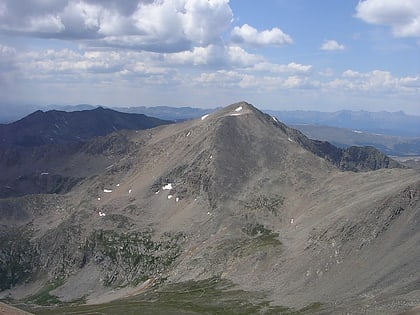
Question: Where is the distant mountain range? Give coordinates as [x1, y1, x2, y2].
[2, 104, 419, 137]
[266, 109, 420, 138]
[292, 124, 420, 157]
[0, 107, 171, 147]
[2, 104, 419, 157]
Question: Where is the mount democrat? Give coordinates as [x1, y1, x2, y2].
[0, 102, 418, 314]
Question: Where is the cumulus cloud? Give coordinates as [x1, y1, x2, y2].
[196, 70, 257, 89]
[355, 0, 420, 37]
[0, 44, 16, 57]
[0, 44, 18, 73]
[282, 76, 316, 89]
[253, 62, 312, 74]
[320, 40, 345, 51]
[231, 24, 293, 47]
[329, 69, 420, 94]
[0, 0, 233, 52]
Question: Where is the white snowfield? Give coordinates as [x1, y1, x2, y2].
[98, 211, 106, 217]
[235, 106, 243, 112]
[103, 189, 112, 193]
[163, 183, 173, 190]
[201, 114, 209, 120]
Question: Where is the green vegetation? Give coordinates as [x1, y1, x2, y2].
[84, 230, 184, 286]
[29, 277, 322, 315]
[24, 280, 63, 306]
[242, 194, 285, 215]
[242, 223, 282, 248]
[0, 229, 38, 290]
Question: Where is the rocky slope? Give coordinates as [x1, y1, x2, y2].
[0, 102, 418, 314]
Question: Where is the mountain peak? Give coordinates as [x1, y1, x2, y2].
[0, 101, 417, 314]
[196, 101, 402, 172]
[197, 102, 270, 126]
[0, 107, 171, 148]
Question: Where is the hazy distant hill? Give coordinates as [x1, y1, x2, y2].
[293, 124, 420, 156]
[266, 109, 420, 138]
[0, 107, 171, 147]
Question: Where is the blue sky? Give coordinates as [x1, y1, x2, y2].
[0, 0, 419, 114]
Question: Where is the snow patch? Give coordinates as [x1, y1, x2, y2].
[235, 106, 243, 112]
[99, 211, 106, 217]
[116, 184, 120, 187]
[176, 197, 179, 202]
[40, 172, 49, 175]
[201, 114, 209, 120]
[272, 116, 279, 123]
[229, 113, 242, 116]
[163, 183, 173, 190]
[168, 195, 173, 200]
[103, 189, 112, 193]
[290, 218, 294, 224]
[128, 189, 132, 194]
[352, 130, 363, 134]
[186, 131, 191, 137]
[288, 137, 294, 142]
[97, 197, 101, 201]
[155, 190, 159, 194]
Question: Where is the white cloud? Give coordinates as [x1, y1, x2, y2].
[253, 62, 312, 74]
[282, 76, 313, 89]
[231, 24, 293, 47]
[328, 69, 420, 94]
[13, 45, 419, 99]
[0, 0, 233, 52]
[0, 44, 16, 57]
[0, 2, 6, 16]
[28, 15, 65, 33]
[355, 0, 420, 37]
[227, 46, 263, 67]
[320, 40, 345, 51]
[0, 44, 17, 73]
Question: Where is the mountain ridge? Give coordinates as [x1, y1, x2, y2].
[0, 102, 418, 314]
[0, 107, 172, 147]
[2, 104, 419, 137]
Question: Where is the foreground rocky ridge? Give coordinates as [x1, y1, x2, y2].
[0, 102, 418, 314]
